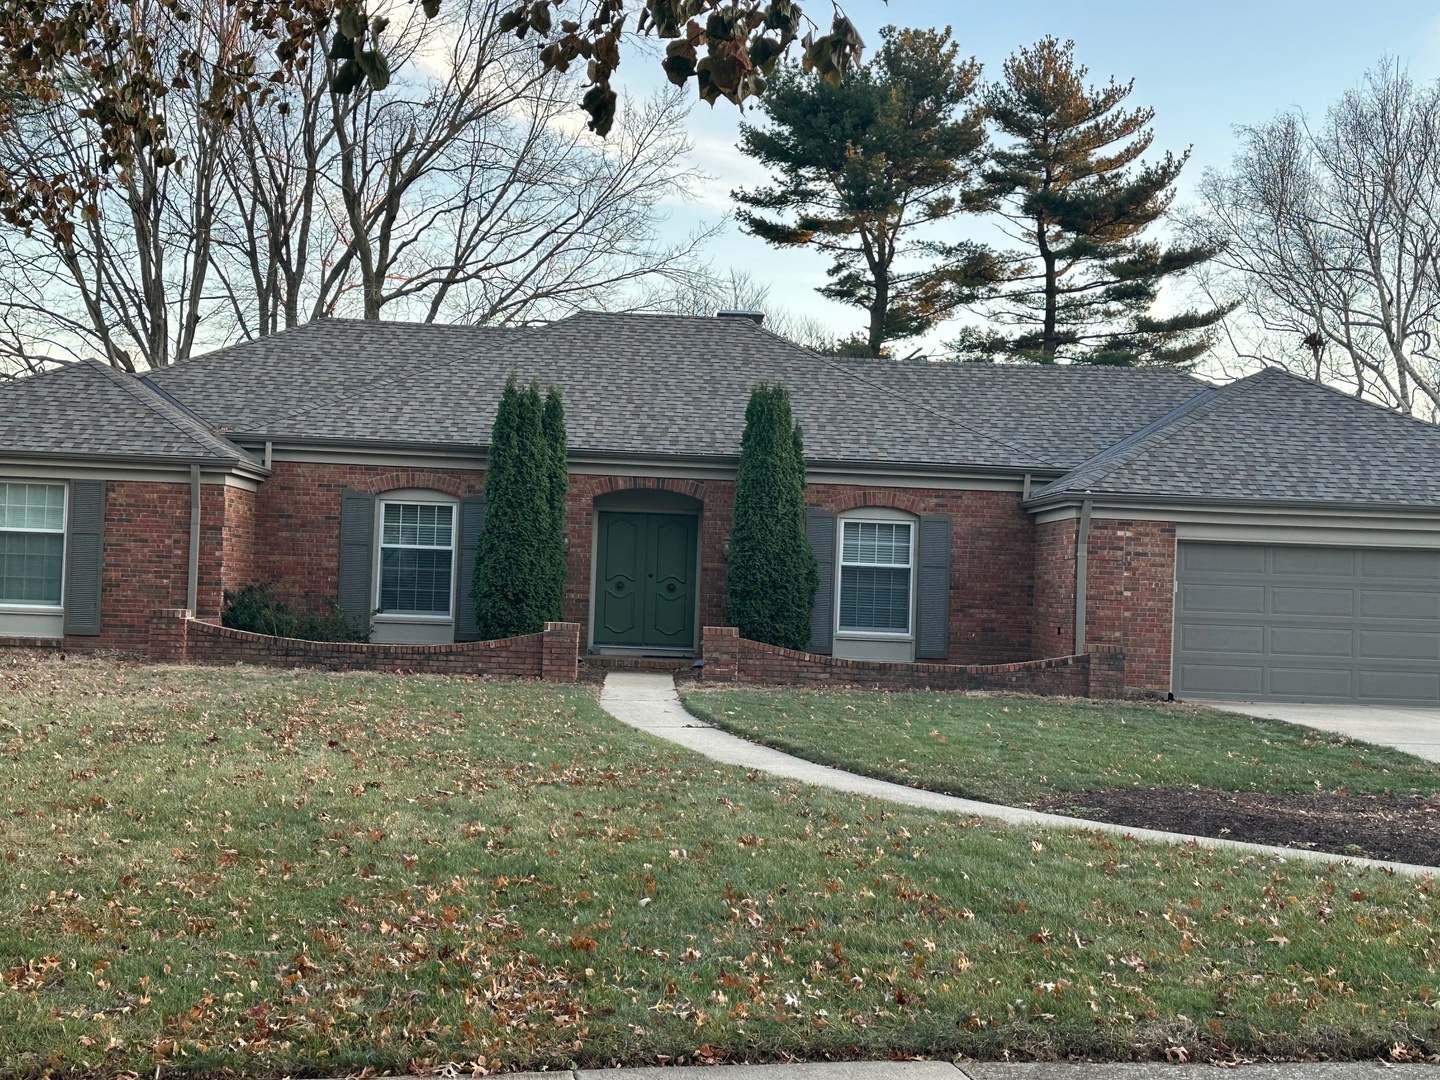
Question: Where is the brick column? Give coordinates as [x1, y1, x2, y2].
[148, 608, 193, 662]
[542, 621, 580, 682]
[1087, 643, 1125, 700]
[701, 626, 739, 682]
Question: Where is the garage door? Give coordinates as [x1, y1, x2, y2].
[1173, 542, 1440, 705]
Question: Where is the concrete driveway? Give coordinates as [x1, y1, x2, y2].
[1197, 699, 1440, 762]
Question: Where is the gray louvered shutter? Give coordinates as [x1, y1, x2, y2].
[805, 508, 836, 654]
[337, 489, 375, 634]
[453, 495, 486, 641]
[915, 514, 952, 660]
[63, 480, 105, 636]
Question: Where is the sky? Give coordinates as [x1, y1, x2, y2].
[611, 0, 1440, 351]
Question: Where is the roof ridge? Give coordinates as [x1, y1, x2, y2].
[84, 360, 250, 462]
[1033, 372, 1262, 498]
[1255, 363, 1440, 432]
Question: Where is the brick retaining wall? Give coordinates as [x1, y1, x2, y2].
[699, 626, 1124, 699]
[147, 609, 578, 680]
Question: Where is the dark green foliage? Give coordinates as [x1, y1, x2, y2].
[951, 37, 1226, 367]
[735, 26, 1001, 357]
[726, 382, 818, 648]
[221, 583, 368, 642]
[472, 376, 566, 640]
[541, 387, 569, 621]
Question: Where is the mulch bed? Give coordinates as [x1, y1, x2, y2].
[1030, 788, 1440, 866]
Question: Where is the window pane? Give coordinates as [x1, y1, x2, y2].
[841, 521, 910, 566]
[0, 483, 64, 531]
[382, 502, 453, 548]
[379, 547, 453, 614]
[0, 532, 63, 604]
[838, 566, 910, 632]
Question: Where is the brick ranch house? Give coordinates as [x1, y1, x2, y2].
[3, 310, 1440, 703]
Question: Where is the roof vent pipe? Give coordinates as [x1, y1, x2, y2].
[717, 309, 764, 326]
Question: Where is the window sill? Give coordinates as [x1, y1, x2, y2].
[0, 604, 63, 614]
[374, 614, 454, 623]
[835, 631, 913, 641]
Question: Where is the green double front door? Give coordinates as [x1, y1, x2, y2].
[594, 512, 698, 650]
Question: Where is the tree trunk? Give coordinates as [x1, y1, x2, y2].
[1038, 218, 1057, 361]
[868, 266, 888, 357]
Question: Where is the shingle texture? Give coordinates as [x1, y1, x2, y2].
[0, 360, 257, 464]
[1031, 367, 1440, 507]
[142, 312, 1208, 470]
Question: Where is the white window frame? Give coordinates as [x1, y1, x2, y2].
[0, 481, 67, 613]
[372, 493, 458, 623]
[834, 513, 916, 640]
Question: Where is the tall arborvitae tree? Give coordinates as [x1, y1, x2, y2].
[951, 37, 1225, 366]
[541, 387, 569, 621]
[473, 377, 554, 639]
[734, 26, 1001, 357]
[726, 383, 818, 649]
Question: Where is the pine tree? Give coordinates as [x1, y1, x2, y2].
[726, 383, 818, 648]
[951, 37, 1225, 366]
[734, 26, 1001, 357]
[473, 377, 552, 639]
[541, 387, 569, 622]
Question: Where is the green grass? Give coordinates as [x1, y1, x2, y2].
[680, 687, 1440, 805]
[3, 656, 1440, 1077]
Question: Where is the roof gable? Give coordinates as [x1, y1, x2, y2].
[1032, 367, 1440, 508]
[0, 360, 255, 465]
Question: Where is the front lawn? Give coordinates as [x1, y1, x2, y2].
[680, 687, 1440, 803]
[4, 655, 1440, 1076]
[680, 687, 1440, 863]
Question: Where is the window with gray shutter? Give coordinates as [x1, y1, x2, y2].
[62, 480, 104, 636]
[805, 508, 836, 654]
[454, 495, 486, 641]
[915, 514, 952, 659]
[337, 489, 375, 634]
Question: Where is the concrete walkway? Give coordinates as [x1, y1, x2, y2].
[599, 672, 1436, 877]
[503, 1061, 1440, 1078]
[1198, 699, 1440, 763]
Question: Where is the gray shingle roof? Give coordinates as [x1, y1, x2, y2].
[20, 316, 1440, 509]
[1030, 367, 1440, 508]
[141, 312, 1211, 472]
[143, 319, 519, 433]
[0, 360, 258, 465]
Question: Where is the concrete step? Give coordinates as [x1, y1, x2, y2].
[584, 654, 696, 674]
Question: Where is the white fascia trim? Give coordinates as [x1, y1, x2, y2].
[1034, 500, 1440, 544]
[0, 461, 258, 489]
[259, 444, 486, 470]
[254, 443, 1044, 491]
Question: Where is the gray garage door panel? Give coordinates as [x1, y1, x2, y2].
[1174, 542, 1440, 705]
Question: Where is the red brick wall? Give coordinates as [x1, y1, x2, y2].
[219, 485, 256, 606]
[157, 465, 1041, 665]
[167, 615, 579, 679]
[1084, 519, 1177, 694]
[804, 486, 1034, 664]
[253, 464, 486, 605]
[1033, 517, 1077, 658]
[82, 481, 193, 650]
[700, 626, 1105, 697]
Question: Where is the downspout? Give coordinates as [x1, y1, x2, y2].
[187, 464, 201, 613]
[1074, 499, 1092, 654]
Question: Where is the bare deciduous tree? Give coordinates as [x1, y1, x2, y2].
[1193, 61, 1440, 418]
[0, 0, 711, 375]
